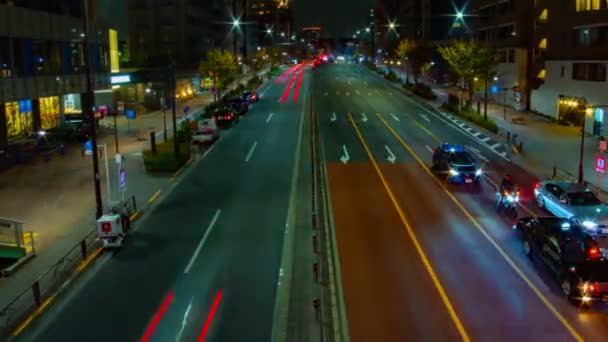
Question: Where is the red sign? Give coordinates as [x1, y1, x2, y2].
[596, 155, 606, 174]
[101, 221, 112, 233]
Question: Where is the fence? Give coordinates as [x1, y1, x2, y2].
[0, 196, 136, 339]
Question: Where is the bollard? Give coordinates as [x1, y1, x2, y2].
[506, 132, 510, 142]
[312, 299, 321, 321]
[44, 152, 51, 162]
[150, 132, 157, 154]
[312, 262, 319, 283]
[80, 240, 87, 260]
[552, 166, 557, 179]
[60, 144, 66, 155]
[519, 141, 523, 153]
[32, 281, 42, 307]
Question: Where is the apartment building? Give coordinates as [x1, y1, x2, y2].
[128, 0, 226, 70]
[531, 0, 608, 135]
[250, 0, 294, 48]
[472, 0, 534, 110]
[0, 2, 112, 168]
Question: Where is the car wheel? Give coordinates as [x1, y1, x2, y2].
[561, 279, 573, 298]
[523, 239, 532, 258]
[536, 195, 545, 209]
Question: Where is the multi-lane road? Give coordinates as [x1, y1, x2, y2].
[315, 63, 608, 341]
[18, 66, 311, 341]
[16, 62, 608, 342]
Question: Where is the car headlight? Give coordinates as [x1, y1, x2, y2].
[507, 195, 516, 202]
[475, 169, 482, 176]
[449, 169, 459, 176]
[582, 221, 597, 229]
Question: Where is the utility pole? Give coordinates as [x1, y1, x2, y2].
[82, 0, 103, 219]
[169, 54, 178, 157]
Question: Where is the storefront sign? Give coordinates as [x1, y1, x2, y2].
[116, 101, 125, 115]
[110, 74, 131, 84]
[596, 155, 606, 174]
[84, 140, 93, 155]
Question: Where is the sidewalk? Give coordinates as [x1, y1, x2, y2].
[0, 72, 260, 309]
[384, 65, 608, 191]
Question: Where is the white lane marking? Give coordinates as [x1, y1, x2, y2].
[364, 81, 368, 86]
[355, 89, 361, 95]
[465, 145, 489, 162]
[340, 145, 350, 164]
[385, 145, 396, 163]
[368, 92, 372, 96]
[266, 112, 274, 123]
[361, 112, 368, 122]
[184, 209, 221, 274]
[245, 141, 258, 162]
[330, 112, 337, 122]
[426, 145, 434, 153]
[324, 92, 328, 96]
[346, 92, 350, 96]
[132, 152, 143, 156]
[491, 143, 502, 149]
[390, 113, 400, 122]
[375, 89, 381, 94]
[420, 114, 431, 122]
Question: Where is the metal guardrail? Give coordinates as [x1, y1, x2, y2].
[0, 196, 137, 339]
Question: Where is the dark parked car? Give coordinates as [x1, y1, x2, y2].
[225, 98, 249, 116]
[242, 91, 259, 103]
[209, 105, 238, 127]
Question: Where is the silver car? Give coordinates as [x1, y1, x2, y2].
[534, 180, 608, 235]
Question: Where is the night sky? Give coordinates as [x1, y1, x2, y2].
[293, 0, 375, 38]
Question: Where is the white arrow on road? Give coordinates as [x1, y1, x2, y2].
[385, 145, 396, 164]
[390, 113, 400, 122]
[355, 90, 361, 95]
[420, 114, 431, 122]
[266, 112, 274, 123]
[330, 112, 337, 122]
[323, 92, 328, 96]
[346, 92, 350, 96]
[361, 113, 368, 122]
[340, 145, 350, 164]
[368, 92, 372, 96]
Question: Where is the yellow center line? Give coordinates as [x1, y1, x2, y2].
[401, 113, 538, 218]
[346, 113, 471, 342]
[377, 113, 584, 342]
[148, 190, 163, 204]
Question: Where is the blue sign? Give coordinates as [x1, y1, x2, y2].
[491, 85, 499, 94]
[125, 109, 136, 120]
[84, 140, 93, 155]
[18, 100, 32, 113]
[119, 168, 126, 191]
[183, 106, 190, 114]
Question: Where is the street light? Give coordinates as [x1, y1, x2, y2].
[456, 11, 464, 20]
[232, 19, 240, 28]
[365, 27, 371, 33]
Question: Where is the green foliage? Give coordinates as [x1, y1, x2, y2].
[440, 103, 498, 133]
[246, 75, 262, 89]
[269, 65, 283, 76]
[176, 120, 193, 142]
[384, 70, 400, 83]
[248, 48, 269, 72]
[143, 139, 191, 172]
[267, 46, 283, 66]
[394, 38, 428, 84]
[199, 49, 238, 96]
[411, 83, 437, 100]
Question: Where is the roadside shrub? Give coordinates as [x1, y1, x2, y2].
[447, 93, 460, 106]
[384, 70, 400, 83]
[143, 139, 191, 172]
[269, 65, 282, 76]
[411, 83, 437, 100]
[247, 75, 262, 89]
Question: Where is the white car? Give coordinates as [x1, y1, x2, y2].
[192, 118, 219, 144]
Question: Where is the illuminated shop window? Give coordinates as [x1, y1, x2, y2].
[40, 96, 60, 130]
[5, 100, 33, 141]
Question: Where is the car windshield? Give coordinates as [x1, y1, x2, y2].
[567, 191, 602, 206]
[448, 151, 473, 165]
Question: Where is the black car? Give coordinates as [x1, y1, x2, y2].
[209, 105, 238, 127]
[242, 91, 259, 103]
[517, 216, 608, 305]
[225, 98, 249, 116]
[431, 143, 482, 184]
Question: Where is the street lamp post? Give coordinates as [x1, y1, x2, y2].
[579, 109, 590, 184]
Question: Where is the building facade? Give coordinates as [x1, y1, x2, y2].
[530, 0, 608, 135]
[128, 0, 226, 70]
[472, 0, 534, 110]
[0, 2, 112, 168]
[249, 0, 293, 49]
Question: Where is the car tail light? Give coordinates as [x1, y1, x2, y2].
[224, 114, 231, 120]
[588, 247, 602, 259]
[534, 182, 540, 189]
[202, 129, 213, 134]
[211, 115, 216, 120]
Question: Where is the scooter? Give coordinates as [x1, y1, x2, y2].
[496, 189, 520, 219]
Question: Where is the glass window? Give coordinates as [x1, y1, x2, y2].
[5, 101, 33, 141]
[448, 151, 474, 165]
[567, 191, 602, 205]
[572, 63, 606, 82]
[40, 96, 60, 130]
[576, 0, 608, 11]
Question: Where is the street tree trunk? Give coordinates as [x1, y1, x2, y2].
[483, 74, 489, 120]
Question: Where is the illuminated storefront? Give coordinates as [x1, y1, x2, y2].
[40, 96, 60, 130]
[4, 100, 33, 141]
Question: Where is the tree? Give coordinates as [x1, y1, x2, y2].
[199, 49, 238, 102]
[248, 48, 268, 73]
[438, 40, 498, 118]
[394, 38, 428, 85]
[267, 46, 283, 67]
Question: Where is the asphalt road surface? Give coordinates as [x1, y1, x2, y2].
[314, 63, 608, 341]
[18, 66, 311, 342]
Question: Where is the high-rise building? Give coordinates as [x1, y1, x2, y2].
[128, 0, 226, 69]
[472, 0, 534, 110]
[249, 0, 293, 48]
[529, 0, 608, 134]
[0, 1, 113, 169]
[398, 0, 470, 42]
